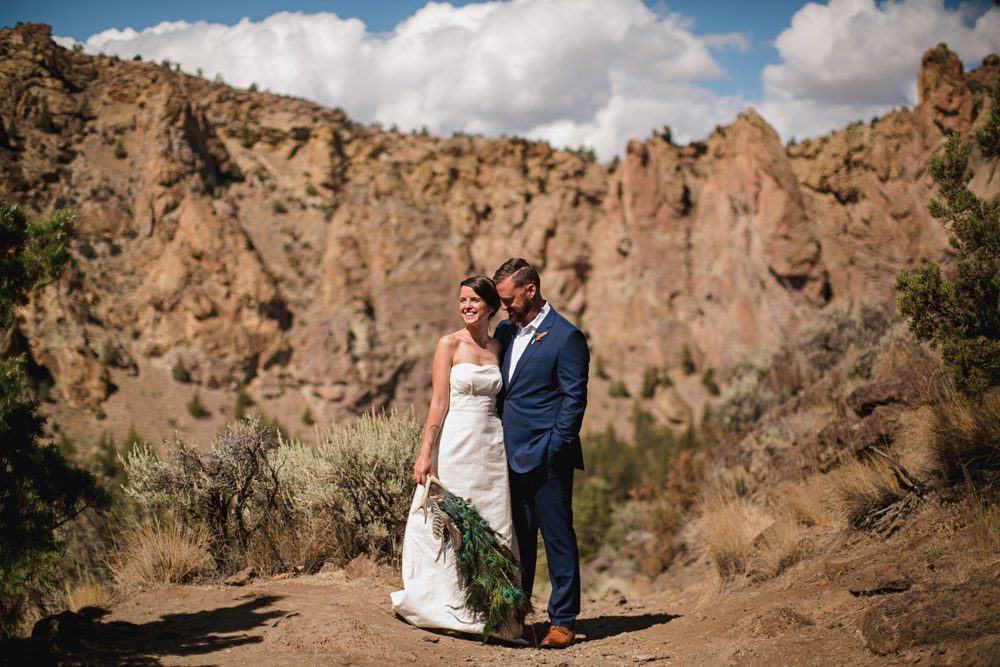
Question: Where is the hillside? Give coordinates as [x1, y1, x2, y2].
[2, 21, 1000, 665]
[1, 23, 997, 451]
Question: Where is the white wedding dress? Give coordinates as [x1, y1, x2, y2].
[391, 363, 522, 640]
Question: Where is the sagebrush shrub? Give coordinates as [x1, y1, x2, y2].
[123, 416, 286, 573]
[122, 410, 421, 575]
[275, 409, 421, 568]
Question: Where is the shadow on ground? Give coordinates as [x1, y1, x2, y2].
[529, 611, 681, 643]
[1, 594, 286, 666]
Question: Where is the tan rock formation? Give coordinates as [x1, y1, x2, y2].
[0, 23, 997, 442]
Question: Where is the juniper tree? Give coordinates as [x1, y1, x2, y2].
[0, 202, 104, 636]
[895, 76, 1000, 395]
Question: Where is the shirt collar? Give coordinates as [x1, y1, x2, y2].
[518, 301, 550, 334]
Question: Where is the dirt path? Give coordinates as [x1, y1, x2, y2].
[11, 502, 999, 666]
[17, 560, 882, 666]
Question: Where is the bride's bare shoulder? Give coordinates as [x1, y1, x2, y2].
[435, 330, 464, 351]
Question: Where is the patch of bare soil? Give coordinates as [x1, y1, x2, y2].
[6, 501, 999, 666]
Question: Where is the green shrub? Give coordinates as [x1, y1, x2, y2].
[34, 98, 55, 133]
[702, 368, 720, 396]
[187, 390, 209, 419]
[0, 202, 104, 637]
[641, 367, 658, 398]
[35, 379, 52, 403]
[275, 410, 422, 569]
[56, 432, 75, 458]
[595, 356, 610, 380]
[640, 366, 673, 398]
[171, 358, 191, 383]
[121, 411, 421, 574]
[632, 403, 676, 482]
[233, 385, 253, 418]
[122, 416, 285, 573]
[681, 344, 697, 375]
[574, 477, 613, 562]
[113, 142, 127, 159]
[896, 75, 1000, 395]
[583, 423, 635, 498]
[583, 405, 676, 499]
[301, 407, 315, 425]
[101, 339, 117, 365]
[240, 117, 257, 148]
[262, 413, 289, 442]
[91, 432, 119, 481]
[609, 379, 629, 398]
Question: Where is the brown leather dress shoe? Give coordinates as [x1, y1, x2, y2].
[539, 625, 575, 649]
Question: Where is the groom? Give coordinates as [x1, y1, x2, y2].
[493, 258, 588, 649]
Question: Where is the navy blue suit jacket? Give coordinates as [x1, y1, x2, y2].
[495, 307, 588, 474]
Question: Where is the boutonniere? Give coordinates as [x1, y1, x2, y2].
[531, 331, 549, 345]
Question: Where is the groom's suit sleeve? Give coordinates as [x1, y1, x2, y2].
[548, 328, 589, 455]
[493, 321, 512, 418]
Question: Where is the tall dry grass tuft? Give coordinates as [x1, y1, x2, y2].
[697, 497, 772, 582]
[108, 515, 215, 589]
[828, 458, 904, 530]
[965, 492, 1000, 567]
[63, 575, 113, 612]
[911, 388, 1000, 485]
[748, 515, 808, 581]
[772, 479, 830, 527]
[695, 469, 771, 582]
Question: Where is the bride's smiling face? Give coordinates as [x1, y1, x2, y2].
[458, 286, 491, 326]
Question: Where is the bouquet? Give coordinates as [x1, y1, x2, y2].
[418, 476, 532, 641]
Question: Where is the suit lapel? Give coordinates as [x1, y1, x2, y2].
[509, 307, 557, 388]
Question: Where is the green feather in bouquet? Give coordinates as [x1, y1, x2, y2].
[418, 476, 532, 641]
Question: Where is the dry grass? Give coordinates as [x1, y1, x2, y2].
[696, 494, 772, 582]
[63, 575, 113, 612]
[108, 515, 215, 589]
[909, 388, 1000, 485]
[748, 515, 809, 581]
[828, 458, 905, 530]
[771, 479, 830, 527]
[966, 492, 1000, 567]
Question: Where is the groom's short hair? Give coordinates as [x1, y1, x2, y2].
[493, 257, 540, 289]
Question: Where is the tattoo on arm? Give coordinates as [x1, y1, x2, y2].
[425, 424, 441, 449]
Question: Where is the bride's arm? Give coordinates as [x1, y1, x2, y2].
[413, 335, 455, 485]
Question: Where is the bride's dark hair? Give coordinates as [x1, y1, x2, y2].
[460, 275, 501, 318]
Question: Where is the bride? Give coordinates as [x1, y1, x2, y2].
[390, 275, 522, 642]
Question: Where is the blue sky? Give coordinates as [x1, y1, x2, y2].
[2, 1, 998, 159]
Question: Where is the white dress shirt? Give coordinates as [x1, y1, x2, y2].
[508, 301, 550, 383]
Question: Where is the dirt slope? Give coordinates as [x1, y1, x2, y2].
[11, 495, 997, 666]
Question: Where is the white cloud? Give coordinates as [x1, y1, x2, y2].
[760, 0, 1000, 140]
[63, 0, 1000, 154]
[64, 0, 746, 160]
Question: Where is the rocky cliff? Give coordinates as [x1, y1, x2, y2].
[1, 24, 996, 446]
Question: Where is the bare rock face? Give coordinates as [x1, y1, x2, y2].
[589, 109, 829, 401]
[918, 43, 976, 135]
[1, 24, 998, 434]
